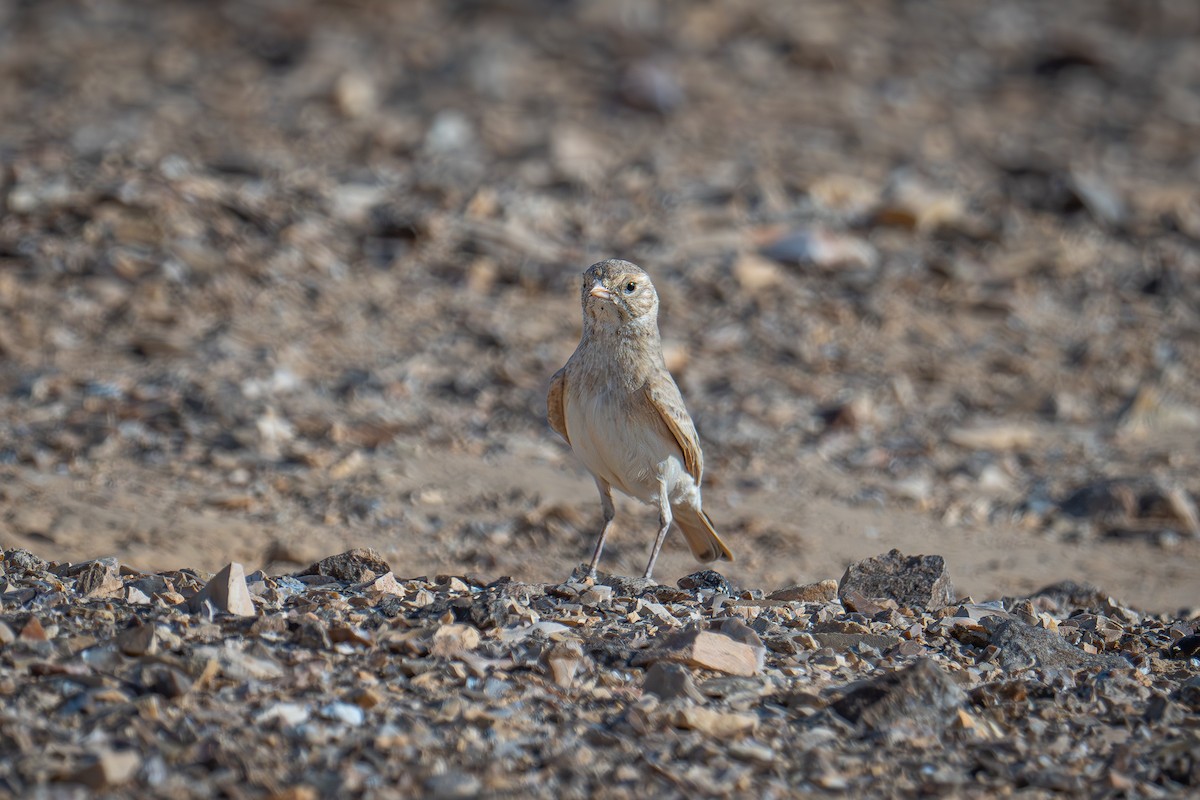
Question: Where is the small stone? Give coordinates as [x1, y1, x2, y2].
[127, 575, 168, 597]
[677, 570, 734, 595]
[349, 687, 384, 710]
[830, 659, 965, 734]
[808, 174, 879, 217]
[300, 548, 392, 583]
[810, 632, 900, 652]
[1168, 635, 1200, 659]
[651, 625, 763, 677]
[257, 702, 310, 728]
[4, 548, 49, 573]
[545, 640, 588, 688]
[1027, 581, 1110, 613]
[189, 563, 256, 617]
[70, 750, 142, 789]
[840, 589, 898, 616]
[759, 227, 878, 271]
[296, 618, 332, 650]
[365, 571, 404, 597]
[430, 624, 481, 658]
[890, 640, 927, 658]
[599, 574, 659, 598]
[334, 71, 378, 119]
[672, 706, 758, 737]
[875, 173, 969, 234]
[319, 701, 365, 726]
[1068, 171, 1127, 227]
[329, 623, 373, 647]
[768, 579, 838, 603]
[116, 623, 157, 657]
[579, 584, 613, 606]
[839, 549, 954, 610]
[643, 661, 703, 703]
[728, 740, 777, 764]
[733, 253, 785, 293]
[19, 616, 48, 641]
[0, 622, 14, 646]
[125, 586, 152, 605]
[424, 110, 475, 155]
[619, 60, 684, 113]
[947, 422, 1039, 452]
[74, 557, 123, 599]
[939, 618, 990, 647]
[424, 772, 481, 800]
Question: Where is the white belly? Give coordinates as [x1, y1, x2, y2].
[565, 388, 698, 508]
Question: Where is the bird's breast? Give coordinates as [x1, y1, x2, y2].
[564, 383, 688, 504]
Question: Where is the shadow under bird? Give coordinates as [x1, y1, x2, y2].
[547, 259, 734, 579]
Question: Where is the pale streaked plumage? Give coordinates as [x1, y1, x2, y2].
[547, 259, 733, 579]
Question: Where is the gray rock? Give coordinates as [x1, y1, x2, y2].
[839, 549, 954, 610]
[74, 557, 123, 599]
[983, 618, 1127, 672]
[830, 659, 965, 735]
[810, 632, 900, 652]
[643, 662, 703, 703]
[677, 570, 734, 595]
[425, 771, 481, 800]
[3, 549, 48, 574]
[299, 548, 391, 583]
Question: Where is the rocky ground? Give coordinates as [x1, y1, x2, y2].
[1, 546, 1198, 798]
[1, 0, 1199, 795]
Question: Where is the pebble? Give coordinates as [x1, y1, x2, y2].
[759, 227, 878, 271]
[643, 661, 704, 703]
[70, 750, 142, 790]
[672, 706, 758, 737]
[189, 562, 257, 617]
[319, 702, 365, 727]
[767, 579, 838, 604]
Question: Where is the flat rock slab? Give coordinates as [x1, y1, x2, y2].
[768, 579, 838, 603]
[810, 632, 901, 652]
[839, 549, 955, 610]
[983, 618, 1128, 673]
[644, 624, 765, 677]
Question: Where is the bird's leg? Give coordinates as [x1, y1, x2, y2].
[586, 478, 616, 578]
[642, 484, 673, 580]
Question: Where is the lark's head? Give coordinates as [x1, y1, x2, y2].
[580, 259, 659, 327]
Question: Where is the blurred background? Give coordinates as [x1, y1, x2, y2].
[0, 0, 1197, 611]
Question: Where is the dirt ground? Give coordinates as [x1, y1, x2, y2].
[1, 0, 1198, 613]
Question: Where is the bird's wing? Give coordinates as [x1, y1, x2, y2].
[547, 367, 570, 444]
[645, 377, 703, 482]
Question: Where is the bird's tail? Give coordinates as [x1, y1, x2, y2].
[673, 506, 734, 564]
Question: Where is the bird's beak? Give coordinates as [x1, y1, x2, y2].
[589, 282, 613, 301]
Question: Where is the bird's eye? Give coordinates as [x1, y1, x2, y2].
[624, 281, 637, 294]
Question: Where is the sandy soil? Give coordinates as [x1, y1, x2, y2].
[1, 0, 1198, 613]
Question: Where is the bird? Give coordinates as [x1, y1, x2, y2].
[546, 258, 733, 580]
